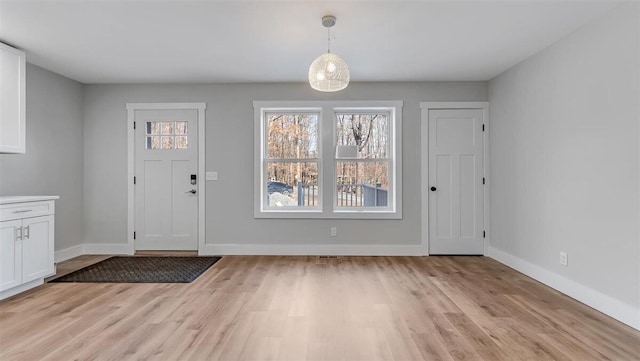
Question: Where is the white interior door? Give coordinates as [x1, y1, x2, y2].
[429, 109, 484, 255]
[134, 109, 198, 250]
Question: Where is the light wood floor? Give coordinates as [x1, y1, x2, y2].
[1, 256, 638, 360]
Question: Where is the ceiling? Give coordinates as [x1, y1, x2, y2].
[0, 1, 621, 84]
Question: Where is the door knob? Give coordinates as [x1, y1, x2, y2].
[430, 187, 437, 191]
[185, 189, 196, 194]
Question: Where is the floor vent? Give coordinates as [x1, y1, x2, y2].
[315, 255, 340, 264]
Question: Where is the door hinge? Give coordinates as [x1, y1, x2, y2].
[134, 231, 136, 240]
[482, 124, 485, 132]
[133, 121, 136, 129]
[133, 176, 136, 185]
[483, 231, 486, 238]
[483, 177, 485, 185]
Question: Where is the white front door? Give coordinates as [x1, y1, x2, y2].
[134, 109, 198, 250]
[429, 109, 484, 255]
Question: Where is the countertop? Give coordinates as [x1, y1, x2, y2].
[0, 196, 60, 205]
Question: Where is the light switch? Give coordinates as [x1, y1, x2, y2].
[206, 171, 218, 181]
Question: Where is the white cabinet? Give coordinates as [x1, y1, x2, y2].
[20, 215, 55, 282]
[0, 42, 26, 154]
[0, 197, 57, 300]
[0, 220, 22, 291]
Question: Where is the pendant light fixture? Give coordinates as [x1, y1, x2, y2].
[308, 15, 350, 92]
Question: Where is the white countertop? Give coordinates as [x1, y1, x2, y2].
[0, 196, 60, 205]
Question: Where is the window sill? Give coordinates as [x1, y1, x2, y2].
[254, 210, 402, 220]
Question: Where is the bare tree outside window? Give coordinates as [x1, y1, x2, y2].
[335, 113, 390, 207]
[265, 113, 319, 207]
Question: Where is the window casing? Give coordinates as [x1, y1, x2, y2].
[254, 101, 402, 219]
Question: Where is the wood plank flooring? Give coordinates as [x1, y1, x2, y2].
[1, 256, 638, 360]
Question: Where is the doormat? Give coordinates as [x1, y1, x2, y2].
[50, 256, 221, 283]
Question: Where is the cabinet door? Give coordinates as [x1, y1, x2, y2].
[0, 43, 26, 154]
[22, 215, 54, 282]
[0, 220, 22, 291]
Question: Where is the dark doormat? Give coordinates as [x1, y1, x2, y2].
[50, 256, 221, 283]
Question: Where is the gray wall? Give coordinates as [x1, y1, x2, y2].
[489, 3, 639, 311]
[0, 63, 85, 251]
[83, 82, 487, 248]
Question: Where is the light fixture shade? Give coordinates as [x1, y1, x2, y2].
[308, 52, 350, 92]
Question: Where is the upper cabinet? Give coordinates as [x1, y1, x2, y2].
[0, 42, 26, 154]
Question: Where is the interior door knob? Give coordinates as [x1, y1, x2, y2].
[185, 189, 196, 194]
[430, 186, 437, 191]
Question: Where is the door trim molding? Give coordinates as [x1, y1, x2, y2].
[419, 102, 489, 256]
[126, 102, 207, 255]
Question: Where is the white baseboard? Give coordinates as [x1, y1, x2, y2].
[488, 246, 640, 331]
[56, 243, 428, 258]
[0, 278, 44, 301]
[83, 243, 133, 255]
[55, 244, 86, 263]
[55, 243, 133, 263]
[199, 243, 427, 256]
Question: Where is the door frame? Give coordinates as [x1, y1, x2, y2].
[126, 102, 206, 255]
[420, 102, 489, 256]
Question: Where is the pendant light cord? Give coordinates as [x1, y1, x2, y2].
[327, 27, 331, 53]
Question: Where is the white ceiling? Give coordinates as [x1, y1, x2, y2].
[0, 1, 621, 84]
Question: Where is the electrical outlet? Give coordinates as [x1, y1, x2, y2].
[560, 252, 568, 267]
[330, 227, 337, 237]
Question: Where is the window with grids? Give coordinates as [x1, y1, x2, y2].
[255, 101, 401, 218]
[263, 112, 320, 209]
[146, 121, 188, 150]
[335, 111, 392, 210]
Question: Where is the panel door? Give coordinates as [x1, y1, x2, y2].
[22, 215, 54, 282]
[134, 109, 198, 250]
[428, 109, 484, 254]
[0, 220, 22, 291]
